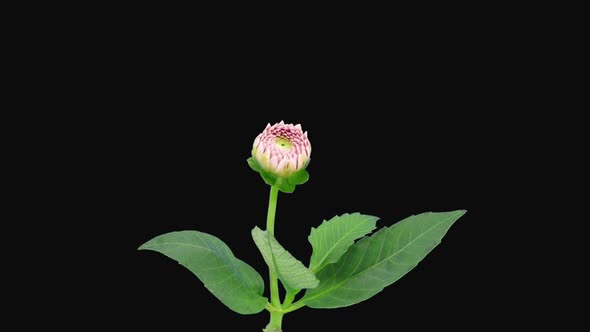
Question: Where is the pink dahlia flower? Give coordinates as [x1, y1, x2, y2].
[252, 121, 311, 177]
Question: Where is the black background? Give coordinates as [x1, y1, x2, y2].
[16, 9, 564, 330]
[84, 29, 521, 330]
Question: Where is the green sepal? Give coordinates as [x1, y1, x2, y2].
[247, 157, 309, 193]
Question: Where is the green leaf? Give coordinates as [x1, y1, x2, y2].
[302, 210, 466, 308]
[252, 227, 319, 290]
[139, 231, 267, 314]
[308, 213, 379, 273]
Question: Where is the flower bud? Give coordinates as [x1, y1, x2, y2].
[248, 121, 311, 193]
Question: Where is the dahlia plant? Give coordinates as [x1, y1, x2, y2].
[139, 121, 465, 331]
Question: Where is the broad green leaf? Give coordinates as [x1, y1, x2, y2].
[302, 210, 466, 308]
[308, 213, 378, 273]
[252, 227, 319, 290]
[139, 231, 267, 314]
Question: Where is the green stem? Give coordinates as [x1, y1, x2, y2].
[266, 186, 279, 236]
[266, 186, 282, 330]
[266, 311, 284, 332]
[282, 290, 299, 307]
[283, 300, 306, 313]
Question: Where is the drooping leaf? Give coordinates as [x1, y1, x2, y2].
[139, 231, 267, 314]
[308, 213, 378, 273]
[252, 227, 319, 291]
[302, 210, 466, 308]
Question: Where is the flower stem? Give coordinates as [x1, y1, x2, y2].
[266, 186, 282, 330]
[266, 186, 279, 236]
[266, 311, 284, 332]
